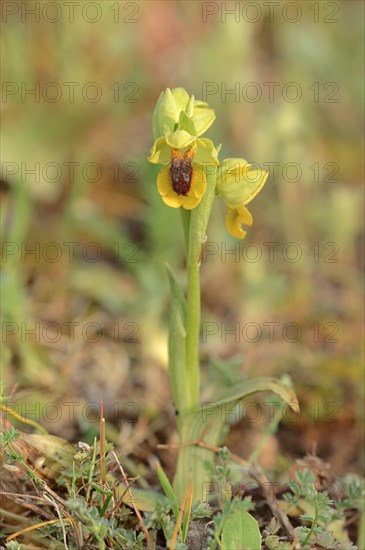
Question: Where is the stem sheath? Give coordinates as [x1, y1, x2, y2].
[184, 169, 217, 410]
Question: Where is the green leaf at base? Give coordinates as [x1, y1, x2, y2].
[221, 506, 262, 550]
[173, 377, 299, 501]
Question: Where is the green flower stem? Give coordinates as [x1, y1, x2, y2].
[188, 168, 217, 267]
[180, 209, 190, 255]
[185, 259, 201, 408]
[185, 167, 217, 411]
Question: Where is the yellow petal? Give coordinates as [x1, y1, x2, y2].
[237, 205, 253, 226]
[225, 206, 253, 239]
[190, 164, 207, 198]
[161, 189, 183, 208]
[148, 137, 171, 164]
[225, 209, 247, 239]
[180, 192, 202, 210]
[157, 166, 172, 197]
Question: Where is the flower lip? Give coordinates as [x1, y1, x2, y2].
[169, 147, 195, 196]
[157, 162, 206, 210]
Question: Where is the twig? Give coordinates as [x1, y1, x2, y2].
[250, 464, 295, 538]
[0, 403, 48, 434]
[6, 518, 73, 543]
[43, 491, 69, 549]
[111, 450, 153, 550]
[38, 478, 89, 527]
[170, 483, 193, 550]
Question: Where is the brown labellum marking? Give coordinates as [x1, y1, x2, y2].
[169, 148, 194, 196]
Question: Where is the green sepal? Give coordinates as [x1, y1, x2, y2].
[171, 87, 190, 112]
[152, 88, 178, 140]
[193, 100, 216, 136]
[186, 94, 195, 118]
[178, 110, 196, 135]
[152, 87, 216, 140]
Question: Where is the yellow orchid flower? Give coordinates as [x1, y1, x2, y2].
[149, 87, 219, 211]
[217, 159, 268, 239]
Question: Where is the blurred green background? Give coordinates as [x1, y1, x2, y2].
[1, 1, 364, 474]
